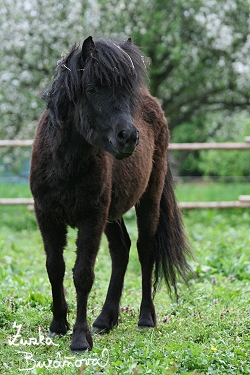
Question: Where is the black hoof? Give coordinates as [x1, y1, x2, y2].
[70, 341, 92, 352]
[92, 309, 118, 334]
[70, 347, 91, 354]
[70, 331, 93, 352]
[138, 315, 156, 328]
[49, 319, 70, 336]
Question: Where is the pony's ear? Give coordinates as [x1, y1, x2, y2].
[82, 36, 95, 61]
[125, 38, 132, 45]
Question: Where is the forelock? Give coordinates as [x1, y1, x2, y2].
[82, 39, 148, 90]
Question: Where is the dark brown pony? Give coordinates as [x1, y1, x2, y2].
[30, 36, 192, 352]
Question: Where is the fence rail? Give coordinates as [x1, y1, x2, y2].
[1, 138, 250, 150]
[0, 140, 33, 147]
[169, 141, 250, 150]
[0, 139, 250, 210]
[1, 197, 250, 210]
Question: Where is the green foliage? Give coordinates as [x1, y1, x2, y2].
[198, 149, 250, 177]
[0, 183, 250, 374]
[198, 115, 250, 176]
[171, 112, 250, 176]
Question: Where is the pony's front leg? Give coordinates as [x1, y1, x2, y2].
[35, 209, 69, 335]
[92, 218, 131, 333]
[70, 215, 106, 352]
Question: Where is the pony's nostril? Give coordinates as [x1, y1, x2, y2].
[117, 127, 139, 147]
[118, 130, 129, 141]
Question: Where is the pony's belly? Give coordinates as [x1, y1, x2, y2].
[108, 191, 141, 221]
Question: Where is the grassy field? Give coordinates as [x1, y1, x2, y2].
[175, 180, 250, 202]
[0, 182, 250, 374]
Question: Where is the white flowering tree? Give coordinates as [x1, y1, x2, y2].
[0, 0, 250, 174]
[0, 0, 88, 140]
[96, 0, 250, 130]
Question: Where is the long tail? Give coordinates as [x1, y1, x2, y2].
[153, 162, 193, 298]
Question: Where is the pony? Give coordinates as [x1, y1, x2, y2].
[30, 36, 192, 352]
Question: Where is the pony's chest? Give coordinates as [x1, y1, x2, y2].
[33, 162, 109, 217]
[108, 151, 153, 220]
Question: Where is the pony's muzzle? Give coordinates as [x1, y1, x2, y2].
[117, 129, 140, 146]
[114, 125, 139, 159]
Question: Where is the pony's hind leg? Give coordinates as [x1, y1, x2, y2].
[35, 210, 69, 335]
[135, 202, 159, 328]
[92, 218, 131, 333]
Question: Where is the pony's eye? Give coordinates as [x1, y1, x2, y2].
[86, 86, 96, 95]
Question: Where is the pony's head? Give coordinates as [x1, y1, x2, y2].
[43, 36, 148, 159]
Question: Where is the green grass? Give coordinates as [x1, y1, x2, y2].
[175, 181, 250, 202]
[0, 180, 249, 201]
[0, 183, 32, 198]
[0, 183, 250, 374]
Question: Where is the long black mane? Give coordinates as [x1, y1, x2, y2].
[42, 38, 148, 128]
